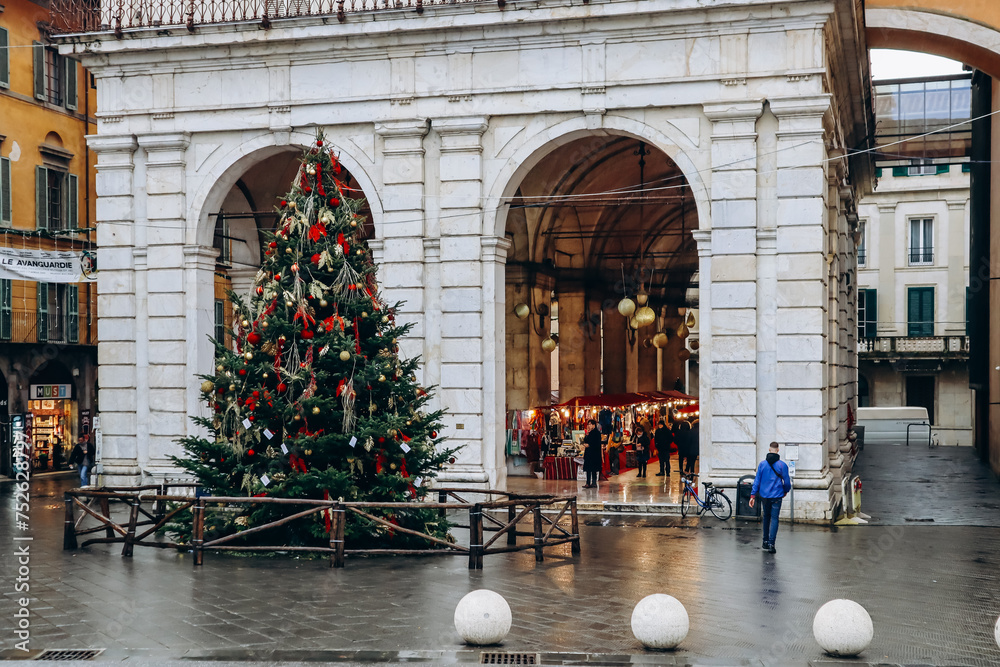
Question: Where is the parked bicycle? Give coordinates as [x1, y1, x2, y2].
[680, 473, 732, 520]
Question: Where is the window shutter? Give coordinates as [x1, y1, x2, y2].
[67, 285, 79, 343]
[214, 299, 225, 344]
[67, 173, 78, 229]
[0, 279, 11, 341]
[866, 290, 878, 339]
[36, 166, 48, 229]
[1, 157, 11, 224]
[936, 164, 950, 175]
[0, 28, 9, 89]
[892, 166, 908, 177]
[37, 283, 48, 342]
[65, 58, 78, 110]
[33, 42, 45, 100]
[921, 288, 934, 336]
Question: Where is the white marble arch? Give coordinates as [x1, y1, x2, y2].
[483, 114, 712, 239]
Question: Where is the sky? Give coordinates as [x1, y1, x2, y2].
[870, 49, 967, 80]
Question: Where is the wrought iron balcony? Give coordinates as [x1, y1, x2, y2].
[857, 335, 969, 358]
[1, 311, 96, 346]
[48, 0, 494, 35]
[908, 248, 934, 264]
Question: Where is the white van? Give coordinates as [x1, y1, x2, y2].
[856, 407, 931, 446]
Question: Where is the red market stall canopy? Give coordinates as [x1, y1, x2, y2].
[548, 390, 696, 409]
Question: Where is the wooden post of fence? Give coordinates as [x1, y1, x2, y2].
[438, 490, 447, 519]
[570, 498, 581, 554]
[533, 503, 544, 562]
[156, 482, 167, 521]
[122, 495, 141, 557]
[99, 496, 114, 539]
[63, 493, 78, 550]
[507, 503, 517, 546]
[469, 503, 482, 570]
[192, 498, 205, 567]
[331, 503, 346, 568]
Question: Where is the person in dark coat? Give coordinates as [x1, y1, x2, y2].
[70, 436, 94, 487]
[654, 419, 673, 477]
[633, 424, 650, 478]
[581, 419, 603, 488]
[686, 419, 700, 474]
[676, 420, 694, 475]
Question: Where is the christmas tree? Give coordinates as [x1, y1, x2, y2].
[173, 134, 457, 549]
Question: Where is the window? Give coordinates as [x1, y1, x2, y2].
[858, 289, 877, 339]
[33, 43, 77, 110]
[0, 279, 11, 341]
[214, 215, 232, 266]
[0, 28, 9, 90]
[909, 218, 933, 264]
[857, 220, 867, 266]
[907, 286, 934, 337]
[37, 283, 78, 343]
[215, 299, 226, 345]
[35, 167, 78, 230]
[908, 160, 937, 176]
[1, 156, 10, 225]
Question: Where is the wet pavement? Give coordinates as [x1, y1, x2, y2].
[3, 447, 1000, 665]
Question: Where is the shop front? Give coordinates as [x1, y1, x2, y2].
[27, 383, 76, 472]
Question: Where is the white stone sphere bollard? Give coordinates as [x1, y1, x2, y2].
[454, 589, 512, 645]
[812, 599, 874, 657]
[630, 594, 689, 649]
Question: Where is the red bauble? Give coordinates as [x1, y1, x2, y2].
[238, 369, 247, 376]
[248, 449, 255, 456]
[247, 332, 262, 346]
[214, 405, 221, 412]
[378, 437, 385, 444]
[301, 329, 314, 340]
[329, 197, 340, 207]
[312, 253, 321, 264]
[236, 398, 244, 406]
[316, 140, 323, 146]
[304, 186, 312, 193]
[280, 200, 287, 207]
[269, 241, 277, 248]
[277, 383, 287, 393]
[431, 431, 438, 438]
[256, 286, 264, 295]
[252, 390, 260, 398]
[217, 387, 225, 395]
[249, 415, 255, 422]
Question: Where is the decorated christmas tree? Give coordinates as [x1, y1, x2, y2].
[173, 134, 457, 548]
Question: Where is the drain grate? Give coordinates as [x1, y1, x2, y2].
[34, 649, 105, 661]
[480, 652, 538, 665]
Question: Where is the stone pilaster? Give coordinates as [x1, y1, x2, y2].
[88, 134, 140, 485]
[702, 101, 763, 481]
[876, 203, 897, 335]
[771, 95, 834, 518]
[692, 229, 713, 479]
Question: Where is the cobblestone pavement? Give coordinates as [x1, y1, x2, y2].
[852, 443, 1000, 526]
[2, 475, 1000, 665]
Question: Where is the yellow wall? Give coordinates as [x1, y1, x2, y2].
[1, 0, 98, 344]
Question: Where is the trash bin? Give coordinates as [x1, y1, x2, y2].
[735, 474, 760, 520]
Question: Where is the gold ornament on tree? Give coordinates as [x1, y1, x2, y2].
[541, 336, 557, 353]
[618, 298, 636, 317]
[514, 303, 530, 319]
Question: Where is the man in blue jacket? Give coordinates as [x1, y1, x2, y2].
[749, 441, 792, 553]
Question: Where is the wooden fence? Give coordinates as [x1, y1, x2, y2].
[63, 486, 580, 569]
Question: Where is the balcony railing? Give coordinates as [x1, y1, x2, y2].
[48, 0, 493, 34]
[908, 248, 934, 264]
[857, 335, 969, 356]
[2, 311, 96, 346]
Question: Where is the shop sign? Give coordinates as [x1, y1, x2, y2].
[0, 247, 97, 283]
[31, 384, 73, 399]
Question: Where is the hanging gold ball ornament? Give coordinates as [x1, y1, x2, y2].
[379, 374, 387, 382]
[285, 247, 292, 254]
[382, 315, 389, 323]
[677, 322, 690, 339]
[201, 380, 215, 393]
[636, 290, 649, 306]
[339, 350, 351, 361]
[636, 306, 656, 328]
[652, 332, 669, 348]
[262, 372, 269, 379]
[319, 299, 328, 307]
[685, 311, 697, 327]
[361, 312, 368, 318]
[241, 319, 249, 327]
[541, 336, 557, 353]
[216, 365, 224, 372]
[618, 298, 637, 318]
[514, 303, 530, 320]
[356, 249, 363, 256]
[678, 348, 691, 361]
[293, 414, 301, 421]
[350, 219, 357, 227]
[229, 384, 236, 391]
[629, 316, 640, 330]
[261, 321, 268, 329]
[312, 406, 321, 415]
[278, 335, 287, 342]
[286, 300, 295, 308]
[244, 351, 253, 361]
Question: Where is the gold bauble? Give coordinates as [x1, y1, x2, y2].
[514, 303, 530, 320]
[262, 372, 269, 379]
[617, 298, 636, 318]
[350, 220, 357, 227]
[356, 249, 363, 256]
[636, 290, 648, 306]
[261, 321, 268, 329]
[629, 316, 639, 330]
[293, 414, 301, 421]
[382, 316, 389, 323]
[319, 300, 328, 307]
[244, 352, 253, 361]
[285, 247, 292, 254]
[201, 380, 215, 393]
[339, 350, 351, 361]
[636, 306, 656, 328]
[541, 337, 557, 353]
[304, 449, 312, 455]
[379, 374, 387, 382]
[685, 312, 696, 327]
[216, 365, 224, 372]
[361, 312, 368, 318]
[241, 319, 249, 327]
[652, 332, 669, 349]
[390, 463, 397, 470]
[678, 348, 691, 361]
[312, 406, 321, 415]
[677, 322, 690, 339]
[278, 335, 287, 342]
[228, 384, 236, 391]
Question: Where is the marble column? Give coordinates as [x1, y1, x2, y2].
[89, 134, 140, 485]
[702, 101, 763, 483]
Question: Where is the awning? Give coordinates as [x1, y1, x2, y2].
[548, 390, 697, 409]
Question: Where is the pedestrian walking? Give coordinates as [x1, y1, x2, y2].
[685, 418, 700, 474]
[607, 428, 623, 475]
[749, 442, 792, 553]
[654, 419, 672, 476]
[581, 419, 603, 488]
[70, 435, 94, 488]
[676, 420, 693, 473]
[633, 424, 650, 478]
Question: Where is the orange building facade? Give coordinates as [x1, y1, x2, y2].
[0, 0, 98, 478]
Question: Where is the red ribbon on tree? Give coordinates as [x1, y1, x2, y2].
[353, 318, 362, 353]
[323, 490, 332, 533]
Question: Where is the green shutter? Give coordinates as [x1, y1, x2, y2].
[0, 279, 11, 341]
[214, 299, 225, 343]
[36, 166, 48, 229]
[1, 157, 11, 225]
[875, 168, 882, 179]
[33, 42, 45, 100]
[907, 287, 934, 337]
[65, 58, 78, 110]
[37, 283, 48, 342]
[892, 166, 908, 177]
[0, 28, 9, 89]
[67, 285, 79, 343]
[936, 164, 950, 174]
[67, 173, 78, 229]
[962, 163, 971, 173]
[865, 289, 878, 339]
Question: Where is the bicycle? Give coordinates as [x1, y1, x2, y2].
[680, 473, 732, 520]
